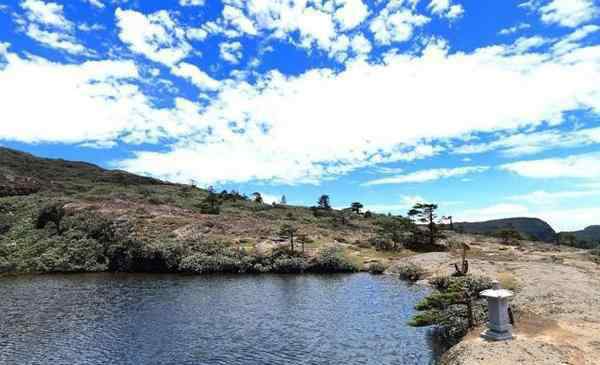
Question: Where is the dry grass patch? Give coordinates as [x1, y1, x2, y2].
[497, 271, 520, 291]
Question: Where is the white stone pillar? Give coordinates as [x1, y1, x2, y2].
[480, 280, 514, 341]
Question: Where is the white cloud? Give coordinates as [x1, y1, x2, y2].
[78, 23, 104, 32]
[21, 0, 71, 29]
[538, 0, 598, 28]
[508, 189, 600, 205]
[365, 195, 427, 214]
[222, 5, 258, 35]
[25, 24, 87, 54]
[446, 4, 464, 19]
[351, 33, 372, 55]
[115, 8, 192, 66]
[552, 24, 600, 54]
[85, 0, 104, 9]
[501, 152, 600, 180]
[428, 0, 464, 20]
[259, 192, 284, 204]
[363, 166, 489, 185]
[499, 23, 531, 35]
[370, 7, 430, 45]
[19, 0, 88, 54]
[455, 126, 600, 157]
[230, 1, 338, 50]
[334, 0, 369, 30]
[170, 62, 221, 91]
[4, 14, 600, 186]
[186, 27, 208, 41]
[219, 41, 243, 63]
[115, 39, 600, 185]
[0, 47, 212, 145]
[179, 0, 205, 6]
[0, 49, 136, 143]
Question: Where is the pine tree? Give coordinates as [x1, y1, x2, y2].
[350, 202, 363, 214]
[408, 203, 439, 246]
[318, 195, 331, 210]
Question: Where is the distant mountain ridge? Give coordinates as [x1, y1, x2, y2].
[561, 226, 600, 245]
[455, 217, 557, 242]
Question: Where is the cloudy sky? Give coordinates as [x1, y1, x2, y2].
[1, 0, 600, 231]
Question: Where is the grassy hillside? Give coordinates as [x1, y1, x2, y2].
[0, 147, 421, 274]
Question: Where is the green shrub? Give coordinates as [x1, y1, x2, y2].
[396, 263, 426, 281]
[0, 223, 10, 235]
[410, 275, 494, 348]
[179, 254, 241, 273]
[198, 204, 221, 215]
[35, 202, 66, 234]
[272, 257, 307, 273]
[309, 245, 359, 273]
[368, 262, 386, 274]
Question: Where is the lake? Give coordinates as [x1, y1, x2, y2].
[0, 273, 439, 364]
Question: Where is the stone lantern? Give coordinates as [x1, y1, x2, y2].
[480, 280, 514, 341]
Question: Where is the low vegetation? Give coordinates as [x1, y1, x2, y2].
[395, 263, 426, 282]
[410, 275, 494, 347]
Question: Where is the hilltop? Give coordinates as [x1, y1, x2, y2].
[455, 217, 557, 242]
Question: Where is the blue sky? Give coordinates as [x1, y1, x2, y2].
[1, 0, 600, 231]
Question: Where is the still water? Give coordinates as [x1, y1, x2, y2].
[0, 273, 439, 365]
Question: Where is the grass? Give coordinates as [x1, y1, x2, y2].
[497, 272, 520, 291]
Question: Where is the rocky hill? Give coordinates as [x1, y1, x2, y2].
[454, 217, 557, 243]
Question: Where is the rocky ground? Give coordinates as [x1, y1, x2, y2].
[389, 233, 600, 365]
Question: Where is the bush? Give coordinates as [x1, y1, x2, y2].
[179, 254, 241, 274]
[410, 275, 494, 348]
[310, 245, 359, 273]
[272, 257, 307, 273]
[198, 204, 221, 215]
[396, 263, 426, 281]
[0, 223, 10, 235]
[35, 202, 66, 233]
[368, 262, 386, 274]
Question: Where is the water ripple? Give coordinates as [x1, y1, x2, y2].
[0, 273, 438, 365]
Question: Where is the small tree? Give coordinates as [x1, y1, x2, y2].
[364, 210, 373, 218]
[498, 229, 522, 245]
[252, 192, 264, 204]
[408, 203, 439, 246]
[200, 189, 221, 214]
[318, 195, 331, 210]
[297, 233, 308, 254]
[279, 224, 298, 251]
[280, 195, 287, 205]
[375, 216, 414, 250]
[35, 203, 66, 234]
[442, 216, 454, 230]
[350, 202, 363, 214]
